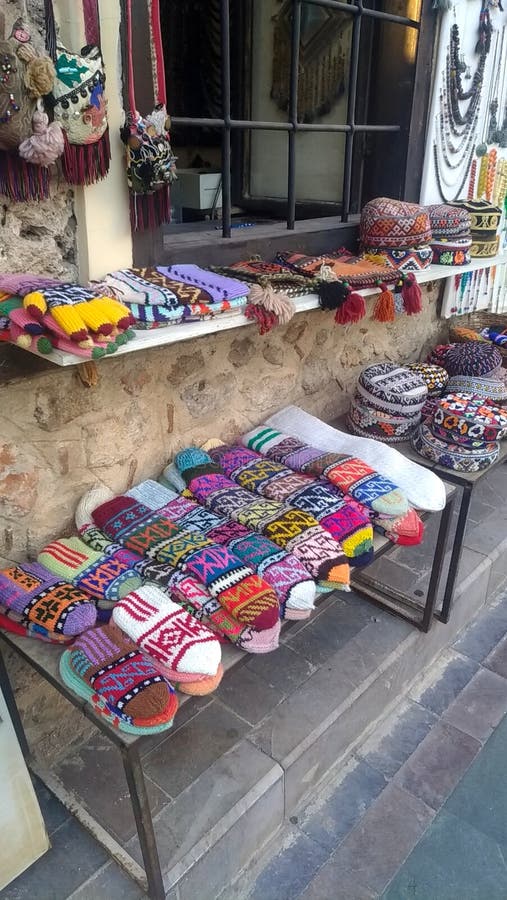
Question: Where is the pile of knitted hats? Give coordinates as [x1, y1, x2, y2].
[428, 341, 507, 402]
[426, 204, 472, 267]
[451, 200, 502, 259]
[360, 197, 433, 271]
[347, 363, 428, 443]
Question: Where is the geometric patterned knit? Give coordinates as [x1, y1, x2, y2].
[112, 585, 221, 680]
[174, 449, 351, 591]
[38, 536, 142, 613]
[60, 624, 178, 731]
[356, 364, 428, 415]
[78, 522, 280, 653]
[446, 374, 507, 402]
[92, 495, 280, 631]
[244, 427, 409, 518]
[431, 393, 507, 447]
[159, 265, 250, 302]
[411, 423, 499, 472]
[205, 444, 374, 567]
[127, 480, 316, 617]
[0, 561, 97, 639]
[440, 342, 503, 378]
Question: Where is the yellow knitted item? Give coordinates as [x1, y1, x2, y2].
[49, 303, 91, 338]
[23, 291, 47, 316]
[89, 296, 132, 327]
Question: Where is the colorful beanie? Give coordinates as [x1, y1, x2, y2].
[426, 203, 471, 240]
[442, 342, 503, 378]
[446, 374, 507, 402]
[431, 393, 507, 448]
[406, 363, 449, 397]
[355, 363, 428, 415]
[347, 395, 420, 443]
[411, 423, 499, 472]
[360, 198, 432, 250]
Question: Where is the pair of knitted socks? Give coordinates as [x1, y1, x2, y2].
[128, 479, 316, 619]
[173, 449, 351, 591]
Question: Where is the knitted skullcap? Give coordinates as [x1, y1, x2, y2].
[432, 393, 507, 445]
[446, 374, 507, 401]
[76, 485, 115, 531]
[360, 198, 432, 250]
[426, 204, 471, 240]
[406, 363, 449, 397]
[174, 447, 212, 473]
[442, 342, 503, 377]
[356, 363, 428, 414]
[411, 423, 499, 472]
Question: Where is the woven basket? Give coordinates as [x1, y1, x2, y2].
[450, 312, 507, 363]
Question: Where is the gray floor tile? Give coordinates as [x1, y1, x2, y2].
[314, 783, 434, 895]
[299, 866, 377, 900]
[453, 598, 507, 662]
[0, 817, 109, 900]
[32, 776, 70, 836]
[139, 695, 213, 758]
[359, 700, 438, 779]
[445, 713, 507, 853]
[67, 862, 144, 900]
[394, 721, 481, 811]
[382, 810, 507, 900]
[464, 508, 507, 557]
[245, 643, 316, 694]
[484, 632, 507, 679]
[247, 830, 329, 900]
[443, 668, 507, 743]
[215, 663, 285, 725]
[301, 759, 387, 851]
[416, 653, 479, 716]
[54, 733, 169, 844]
[285, 599, 371, 667]
[143, 701, 249, 797]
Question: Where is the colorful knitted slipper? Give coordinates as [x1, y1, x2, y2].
[112, 585, 222, 681]
[0, 608, 73, 643]
[88, 492, 281, 631]
[174, 448, 351, 592]
[77, 517, 281, 654]
[59, 625, 178, 734]
[38, 537, 142, 615]
[265, 406, 447, 513]
[244, 427, 408, 518]
[127, 479, 316, 618]
[0, 562, 97, 638]
[206, 442, 374, 567]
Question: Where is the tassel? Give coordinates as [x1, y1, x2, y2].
[318, 279, 350, 310]
[334, 290, 366, 325]
[61, 129, 111, 186]
[247, 283, 295, 325]
[401, 274, 423, 315]
[373, 283, 396, 322]
[244, 303, 278, 335]
[130, 187, 171, 231]
[0, 151, 51, 201]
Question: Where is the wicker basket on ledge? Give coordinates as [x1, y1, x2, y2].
[450, 312, 507, 364]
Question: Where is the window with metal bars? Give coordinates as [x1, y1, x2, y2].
[157, 0, 429, 239]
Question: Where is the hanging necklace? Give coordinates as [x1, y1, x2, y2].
[487, 28, 503, 142]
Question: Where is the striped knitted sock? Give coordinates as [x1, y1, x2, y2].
[244, 427, 408, 517]
[174, 449, 351, 592]
[77, 520, 281, 653]
[38, 537, 142, 613]
[60, 624, 178, 733]
[91, 494, 280, 631]
[128, 480, 316, 618]
[0, 562, 97, 638]
[207, 444, 374, 567]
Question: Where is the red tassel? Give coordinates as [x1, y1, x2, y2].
[129, 187, 171, 232]
[244, 303, 278, 334]
[401, 274, 423, 315]
[334, 290, 366, 325]
[373, 284, 396, 322]
[61, 129, 111, 186]
[0, 150, 51, 201]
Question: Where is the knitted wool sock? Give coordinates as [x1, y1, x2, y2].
[0, 562, 97, 638]
[174, 449, 351, 591]
[244, 427, 408, 518]
[60, 624, 178, 733]
[207, 443, 374, 567]
[38, 537, 142, 612]
[0, 607, 76, 644]
[77, 518, 280, 653]
[89, 494, 280, 631]
[23, 284, 134, 343]
[265, 405, 447, 512]
[128, 480, 316, 617]
[112, 584, 221, 681]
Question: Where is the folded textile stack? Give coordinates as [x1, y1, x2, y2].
[451, 200, 502, 259]
[426, 203, 472, 266]
[347, 363, 428, 443]
[359, 197, 433, 271]
[59, 624, 179, 733]
[0, 562, 97, 642]
[411, 393, 507, 472]
[96, 266, 249, 329]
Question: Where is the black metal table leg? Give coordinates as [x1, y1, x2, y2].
[0, 642, 30, 759]
[438, 483, 473, 625]
[420, 490, 456, 633]
[122, 744, 165, 900]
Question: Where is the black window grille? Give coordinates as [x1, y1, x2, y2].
[169, 0, 422, 238]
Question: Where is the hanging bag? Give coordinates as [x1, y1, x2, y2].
[44, 0, 110, 185]
[120, 0, 177, 231]
[0, 10, 59, 200]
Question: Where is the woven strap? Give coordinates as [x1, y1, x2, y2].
[44, 0, 101, 61]
[125, 0, 166, 113]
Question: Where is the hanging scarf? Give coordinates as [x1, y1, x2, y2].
[44, 0, 110, 185]
[120, 0, 177, 231]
